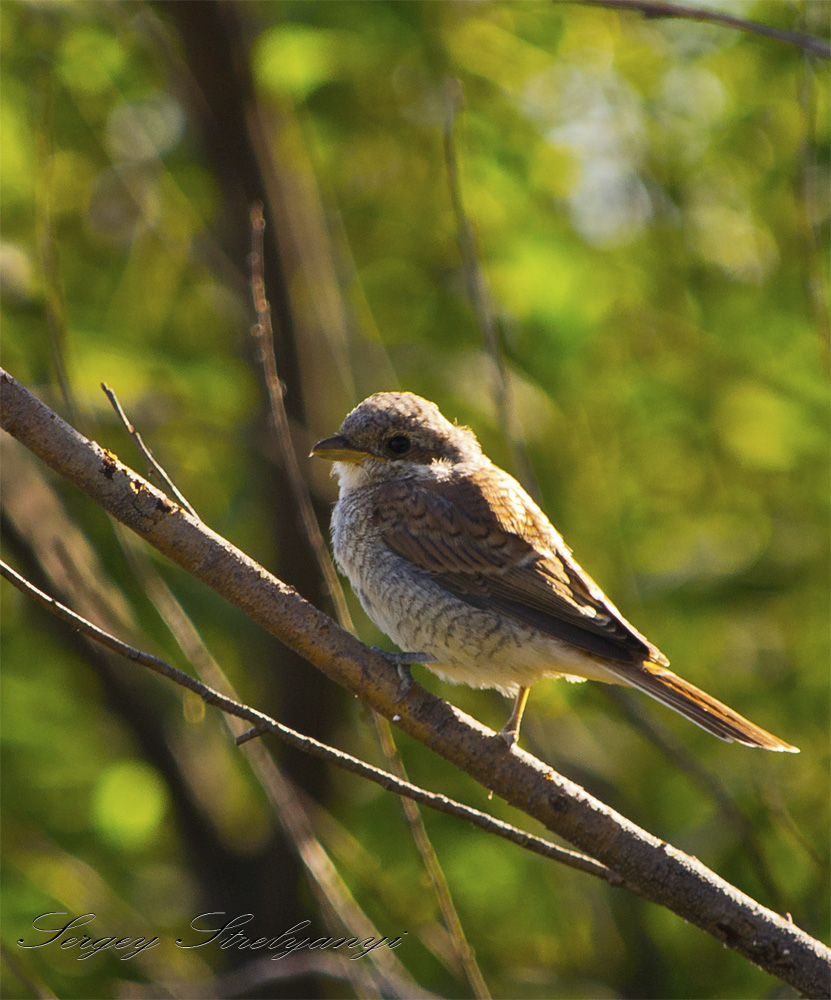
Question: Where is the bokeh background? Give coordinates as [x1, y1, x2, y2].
[1, 1, 828, 997]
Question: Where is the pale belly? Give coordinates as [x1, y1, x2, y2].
[334, 512, 611, 697]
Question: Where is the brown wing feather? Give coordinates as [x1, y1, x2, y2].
[371, 466, 666, 666]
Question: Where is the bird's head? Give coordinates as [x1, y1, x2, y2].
[311, 392, 482, 485]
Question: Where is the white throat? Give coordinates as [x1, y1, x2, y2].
[332, 460, 377, 492]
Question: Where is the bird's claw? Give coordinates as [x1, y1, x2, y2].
[394, 664, 413, 703]
[496, 725, 519, 749]
[377, 650, 437, 666]
[371, 648, 435, 703]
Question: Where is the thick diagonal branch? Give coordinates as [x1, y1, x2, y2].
[1, 368, 828, 998]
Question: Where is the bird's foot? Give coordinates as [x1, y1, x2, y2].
[496, 686, 530, 750]
[496, 724, 519, 749]
[371, 648, 436, 703]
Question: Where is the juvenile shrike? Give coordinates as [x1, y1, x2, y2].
[312, 392, 798, 752]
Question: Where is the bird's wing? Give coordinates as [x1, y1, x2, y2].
[371, 466, 667, 666]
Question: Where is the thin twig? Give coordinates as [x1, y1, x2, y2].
[376, 712, 491, 997]
[577, 0, 831, 59]
[136, 576, 401, 994]
[249, 204, 491, 996]
[4, 370, 827, 997]
[113, 528, 427, 994]
[0, 558, 618, 886]
[248, 203, 354, 629]
[101, 383, 199, 519]
[370, 712, 493, 999]
[101, 377, 393, 983]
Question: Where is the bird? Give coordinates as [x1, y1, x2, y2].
[311, 391, 798, 753]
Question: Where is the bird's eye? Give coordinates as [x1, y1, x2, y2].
[386, 434, 411, 455]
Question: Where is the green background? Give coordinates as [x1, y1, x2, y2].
[1, 2, 828, 997]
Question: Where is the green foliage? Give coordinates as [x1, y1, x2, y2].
[2, 1, 828, 997]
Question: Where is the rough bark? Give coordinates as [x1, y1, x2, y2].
[2, 368, 829, 999]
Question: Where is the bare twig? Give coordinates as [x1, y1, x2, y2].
[116, 528, 504, 986]
[101, 382, 199, 519]
[0, 558, 616, 886]
[370, 712, 493, 999]
[576, 0, 831, 59]
[248, 203, 354, 629]
[96, 332, 396, 987]
[249, 205, 490, 996]
[3, 368, 828, 997]
[112, 532, 413, 997]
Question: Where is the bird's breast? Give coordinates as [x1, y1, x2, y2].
[329, 485, 606, 695]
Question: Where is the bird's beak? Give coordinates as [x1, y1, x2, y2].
[310, 434, 370, 464]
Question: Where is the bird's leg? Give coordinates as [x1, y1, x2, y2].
[371, 648, 436, 702]
[498, 686, 531, 747]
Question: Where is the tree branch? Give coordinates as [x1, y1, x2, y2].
[249, 201, 490, 996]
[577, 0, 831, 60]
[2, 368, 829, 998]
[248, 202, 354, 631]
[0, 558, 612, 885]
[101, 382, 199, 519]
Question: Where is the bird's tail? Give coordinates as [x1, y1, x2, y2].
[607, 661, 799, 752]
